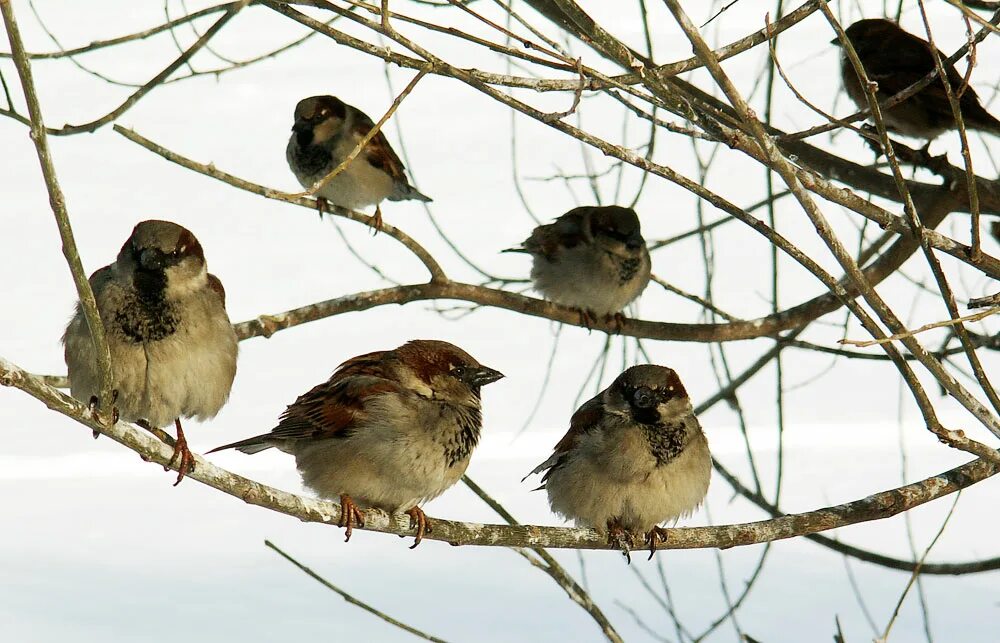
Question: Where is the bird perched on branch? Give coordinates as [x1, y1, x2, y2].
[834, 18, 1000, 140]
[505, 205, 651, 330]
[63, 220, 238, 484]
[527, 365, 710, 562]
[286, 95, 431, 230]
[209, 340, 503, 547]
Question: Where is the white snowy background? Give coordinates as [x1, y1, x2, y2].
[2, 1, 999, 641]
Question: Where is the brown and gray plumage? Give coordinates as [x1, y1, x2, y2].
[506, 206, 651, 327]
[528, 365, 711, 561]
[63, 220, 238, 484]
[285, 95, 430, 227]
[835, 18, 1000, 140]
[209, 340, 504, 547]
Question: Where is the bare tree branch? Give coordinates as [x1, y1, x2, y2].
[2, 355, 997, 554]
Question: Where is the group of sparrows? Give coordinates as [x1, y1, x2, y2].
[60, 17, 998, 559]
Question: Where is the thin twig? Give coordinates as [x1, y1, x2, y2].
[265, 540, 450, 643]
[461, 476, 623, 643]
[4, 0, 250, 135]
[112, 125, 447, 283]
[294, 67, 430, 198]
[881, 494, 962, 641]
[0, 2, 234, 59]
[839, 308, 1000, 348]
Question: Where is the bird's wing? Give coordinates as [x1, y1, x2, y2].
[349, 110, 409, 185]
[527, 393, 605, 481]
[266, 350, 406, 442]
[520, 208, 591, 258]
[207, 273, 227, 308]
[861, 31, 968, 105]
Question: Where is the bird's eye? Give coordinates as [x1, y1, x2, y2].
[633, 386, 656, 409]
[452, 365, 467, 378]
[600, 227, 631, 242]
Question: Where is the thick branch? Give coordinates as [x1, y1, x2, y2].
[2, 356, 997, 553]
[1, 0, 114, 414]
[113, 85, 993, 346]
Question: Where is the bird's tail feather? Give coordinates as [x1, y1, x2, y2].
[390, 184, 432, 203]
[521, 455, 558, 485]
[207, 435, 274, 455]
[966, 103, 1000, 137]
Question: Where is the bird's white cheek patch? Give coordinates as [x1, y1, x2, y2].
[165, 265, 208, 299]
[312, 118, 341, 144]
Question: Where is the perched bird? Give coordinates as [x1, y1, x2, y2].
[834, 18, 1000, 140]
[505, 205, 651, 329]
[285, 95, 431, 230]
[209, 340, 504, 547]
[63, 220, 239, 484]
[527, 365, 710, 561]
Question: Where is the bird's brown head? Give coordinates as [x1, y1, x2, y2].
[119, 220, 208, 295]
[291, 95, 348, 147]
[605, 364, 690, 426]
[835, 18, 904, 53]
[394, 340, 504, 408]
[588, 205, 646, 253]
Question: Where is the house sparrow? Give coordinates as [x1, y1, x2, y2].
[209, 340, 503, 547]
[63, 220, 238, 484]
[527, 365, 710, 561]
[834, 18, 1000, 140]
[285, 95, 431, 230]
[505, 206, 651, 329]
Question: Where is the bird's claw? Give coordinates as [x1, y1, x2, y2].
[575, 308, 598, 332]
[339, 494, 366, 542]
[606, 312, 628, 334]
[859, 123, 883, 157]
[405, 506, 432, 549]
[644, 526, 669, 560]
[316, 197, 329, 220]
[607, 519, 634, 564]
[370, 206, 384, 235]
[167, 418, 195, 486]
[87, 391, 120, 438]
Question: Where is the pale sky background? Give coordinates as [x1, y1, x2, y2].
[2, 1, 1000, 642]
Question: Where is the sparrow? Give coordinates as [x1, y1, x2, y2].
[505, 205, 651, 330]
[285, 95, 431, 230]
[209, 340, 504, 547]
[834, 18, 1000, 140]
[63, 220, 239, 484]
[527, 364, 711, 561]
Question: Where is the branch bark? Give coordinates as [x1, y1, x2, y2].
[1, 0, 114, 416]
[2, 355, 997, 554]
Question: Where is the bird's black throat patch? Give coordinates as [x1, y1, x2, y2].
[642, 421, 687, 467]
[617, 256, 642, 284]
[441, 406, 482, 467]
[115, 269, 178, 343]
[293, 139, 332, 178]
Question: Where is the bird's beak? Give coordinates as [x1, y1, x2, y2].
[626, 233, 644, 250]
[466, 366, 505, 388]
[139, 248, 167, 270]
[829, 36, 841, 46]
[291, 119, 309, 133]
